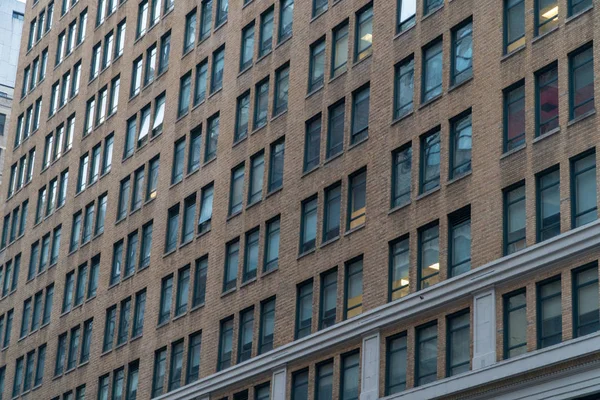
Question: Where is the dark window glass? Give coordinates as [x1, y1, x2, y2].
[449, 112, 472, 179]
[571, 151, 597, 227]
[418, 223, 439, 290]
[573, 264, 599, 337]
[504, 0, 525, 53]
[295, 280, 312, 339]
[158, 275, 173, 324]
[446, 311, 470, 376]
[218, 317, 233, 371]
[243, 229, 259, 282]
[569, 44, 595, 120]
[248, 152, 264, 204]
[415, 322, 437, 386]
[394, 57, 414, 119]
[229, 164, 245, 216]
[259, 298, 275, 354]
[344, 259, 363, 319]
[535, 0, 558, 36]
[451, 21, 472, 86]
[291, 369, 308, 400]
[340, 351, 360, 400]
[186, 332, 202, 383]
[240, 23, 254, 71]
[422, 40, 443, 103]
[386, 333, 407, 394]
[238, 307, 254, 363]
[278, 0, 293, 42]
[347, 170, 366, 230]
[537, 168, 560, 242]
[223, 240, 239, 292]
[392, 145, 412, 208]
[151, 348, 166, 397]
[323, 184, 341, 242]
[268, 139, 285, 192]
[193, 257, 208, 306]
[355, 5, 372, 61]
[327, 101, 344, 158]
[264, 217, 280, 272]
[389, 237, 409, 301]
[309, 39, 325, 92]
[504, 183, 526, 255]
[397, 0, 415, 32]
[235, 92, 250, 142]
[537, 278, 562, 348]
[536, 64, 559, 136]
[419, 130, 440, 193]
[300, 197, 317, 254]
[351, 86, 369, 144]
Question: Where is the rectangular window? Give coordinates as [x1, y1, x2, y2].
[102, 306, 116, 352]
[146, 156, 159, 202]
[178, 72, 192, 117]
[216, 0, 228, 25]
[198, 183, 214, 234]
[95, 193, 107, 236]
[158, 275, 173, 324]
[355, 5, 372, 61]
[194, 60, 208, 105]
[418, 223, 439, 290]
[279, 0, 293, 42]
[304, 116, 321, 173]
[259, 8, 274, 56]
[504, 81, 526, 152]
[210, 46, 225, 94]
[573, 264, 599, 337]
[504, 0, 525, 53]
[172, 138, 185, 185]
[422, 39, 443, 103]
[569, 0, 592, 15]
[569, 44, 595, 120]
[254, 78, 269, 129]
[223, 239, 239, 292]
[66, 326, 80, 370]
[80, 318, 92, 363]
[34, 344, 46, 386]
[394, 57, 414, 119]
[323, 183, 341, 242]
[111, 240, 123, 285]
[386, 333, 407, 394]
[392, 145, 412, 208]
[571, 151, 597, 227]
[259, 298, 275, 354]
[264, 217, 280, 272]
[124, 117, 136, 159]
[158, 31, 170, 75]
[74, 263, 87, 306]
[419, 129, 440, 193]
[20, 298, 31, 338]
[389, 236, 409, 301]
[240, 22, 254, 71]
[340, 351, 360, 400]
[327, 100, 344, 158]
[175, 266, 190, 316]
[117, 178, 130, 221]
[168, 340, 184, 390]
[537, 277, 562, 348]
[124, 231, 138, 277]
[397, 0, 415, 32]
[536, 64, 559, 136]
[451, 20, 473, 86]
[243, 229, 259, 282]
[347, 169, 366, 230]
[248, 152, 264, 204]
[184, 10, 196, 53]
[449, 111, 472, 179]
[313, 0, 327, 16]
[229, 164, 245, 216]
[295, 280, 312, 339]
[238, 307, 254, 363]
[350, 86, 370, 144]
[300, 196, 317, 254]
[126, 361, 139, 400]
[274, 64, 289, 115]
[70, 212, 82, 252]
[447, 310, 470, 376]
[165, 205, 179, 253]
[268, 139, 285, 192]
[205, 113, 219, 162]
[13, 357, 24, 397]
[330, 23, 349, 79]
[193, 257, 208, 306]
[131, 57, 143, 97]
[292, 369, 308, 400]
[137, 0, 148, 37]
[449, 208, 471, 277]
[218, 317, 233, 371]
[235, 92, 250, 142]
[132, 290, 146, 337]
[151, 348, 166, 397]
[344, 259, 363, 319]
[82, 203, 94, 244]
[537, 168, 560, 242]
[113, 368, 126, 399]
[43, 286, 53, 325]
[186, 332, 202, 383]
[415, 322, 438, 386]
[144, 44, 157, 85]
[181, 195, 196, 244]
[199, 0, 212, 41]
[535, 0, 558, 36]
[152, 94, 165, 137]
[309, 38, 325, 92]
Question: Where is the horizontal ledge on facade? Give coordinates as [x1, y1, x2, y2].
[154, 220, 600, 400]
[386, 331, 600, 400]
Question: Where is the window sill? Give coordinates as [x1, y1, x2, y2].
[447, 170, 472, 186]
[388, 201, 411, 215]
[448, 76, 473, 93]
[242, 0, 253, 9]
[348, 136, 368, 151]
[324, 151, 344, 165]
[227, 211, 242, 221]
[169, 179, 183, 190]
[207, 87, 223, 100]
[532, 26, 559, 44]
[266, 186, 283, 199]
[186, 167, 200, 179]
[297, 248, 316, 260]
[302, 165, 319, 178]
[172, 312, 187, 322]
[163, 249, 177, 258]
[233, 135, 248, 148]
[115, 342, 128, 351]
[256, 50, 272, 64]
[179, 240, 193, 250]
[500, 143, 526, 159]
[252, 123, 267, 136]
[261, 267, 278, 278]
[390, 109, 414, 126]
[329, 69, 347, 84]
[306, 85, 324, 100]
[221, 287, 236, 298]
[344, 223, 365, 237]
[214, 20, 228, 33]
[393, 24, 416, 41]
[501, 45, 526, 62]
[203, 156, 217, 168]
[176, 111, 189, 123]
[271, 109, 288, 123]
[196, 229, 211, 239]
[238, 64, 253, 77]
[240, 277, 257, 288]
[566, 5, 594, 24]
[422, 5, 444, 21]
[276, 34, 293, 49]
[352, 52, 372, 68]
[532, 127, 560, 144]
[419, 94, 443, 110]
[320, 236, 340, 249]
[568, 109, 596, 127]
[416, 186, 440, 200]
[157, 320, 170, 329]
[246, 199, 262, 211]
[190, 303, 205, 313]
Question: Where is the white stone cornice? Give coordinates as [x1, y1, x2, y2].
[156, 220, 600, 400]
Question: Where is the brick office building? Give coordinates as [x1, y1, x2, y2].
[2, 0, 600, 398]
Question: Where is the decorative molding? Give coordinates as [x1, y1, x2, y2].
[155, 221, 600, 400]
[384, 331, 600, 399]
